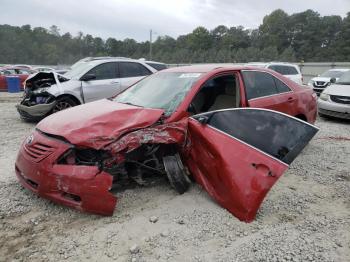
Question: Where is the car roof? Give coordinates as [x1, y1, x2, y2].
[247, 62, 298, 67]
[163, 64, 262, 73]
[82, 58, 143, 66]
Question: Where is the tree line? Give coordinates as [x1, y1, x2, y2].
[0, 9, 349, 65]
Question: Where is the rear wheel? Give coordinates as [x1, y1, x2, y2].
[52, 96, 77, 113]
[163, 154, 191, 194]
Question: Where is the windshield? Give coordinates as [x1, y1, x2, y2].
[337, 71, 350, 85]
[320, 70, 347, 78]
[115, 72, 201, 115]
[64, 62, 95, 79]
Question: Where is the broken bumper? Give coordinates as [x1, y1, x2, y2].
[15, 130, 117, 215]
[16, 101, 56, 121]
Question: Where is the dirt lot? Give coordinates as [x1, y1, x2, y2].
[0, 95, 349, 262]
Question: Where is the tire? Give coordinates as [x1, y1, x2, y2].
[163, 154, 191, 194]
[52, 96, 77, 113]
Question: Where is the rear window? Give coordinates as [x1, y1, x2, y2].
[146, 62, 167, 71]
[242, 71, 278, 99]
[269, 65, 298, 75]
[119, 62, 152, 78]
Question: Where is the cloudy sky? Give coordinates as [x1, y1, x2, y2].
[1, 0, 349, 41]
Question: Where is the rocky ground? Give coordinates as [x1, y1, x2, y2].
[0, 96, 349, 262]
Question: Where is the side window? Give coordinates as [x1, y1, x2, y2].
[286, 66, 298, 75]
[87, 62, 117, 80]
[268, 65, 285, 75]
[119, 62, 152, 78]
[146, 62, 167, 71]
[274, 78, 291, 93]
[188, 74, 239, 114]
[196, 109, 318, 164]
[242, 71, 278, 100]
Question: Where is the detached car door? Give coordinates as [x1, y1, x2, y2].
[185, 108, 318, 222]
[81, 62, 121, 103]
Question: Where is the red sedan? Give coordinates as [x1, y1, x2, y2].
[15, 65, 318, 222]
[0, 67, 32, 91]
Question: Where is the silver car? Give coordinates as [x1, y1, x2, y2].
[16, 58, 160, 121]
[308, 68, 350, 95]
[318, 71, 350, 120]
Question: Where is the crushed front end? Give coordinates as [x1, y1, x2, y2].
[15, 130, 117, 215]
[16, 72, 69, 121]
[15, 120, 189, 215]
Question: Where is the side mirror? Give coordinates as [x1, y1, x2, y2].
[330, 77, 336, 84]
[80, 73, 96, 81]
[195, 115, 210, 124]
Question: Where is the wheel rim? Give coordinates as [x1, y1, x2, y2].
[53, 101, 72, 112]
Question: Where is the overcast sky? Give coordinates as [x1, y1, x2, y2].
[1, 0, 349, 41]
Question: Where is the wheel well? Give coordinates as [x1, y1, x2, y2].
[55, 94, 81, 105]
[295, 114, 307, 121]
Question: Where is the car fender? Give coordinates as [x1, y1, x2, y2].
[47, 80, 84, 104]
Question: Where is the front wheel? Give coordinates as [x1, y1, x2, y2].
[52, 96, 77, 113]
[163, 154, 191, 194]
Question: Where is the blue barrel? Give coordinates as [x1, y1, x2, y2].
[6, 76, 21, 93]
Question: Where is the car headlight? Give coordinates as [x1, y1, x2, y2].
[33, 88, 49, 94]
[307, 80, 314, 86]
[319, 93, 329, 101]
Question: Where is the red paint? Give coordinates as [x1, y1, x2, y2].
[184, 119, 288, 222]
[37, 100, 165, 149]
[15, 65, 317, 221]
[15, 130, 117, 215]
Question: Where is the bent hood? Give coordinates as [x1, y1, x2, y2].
[36, 99, 164, 149]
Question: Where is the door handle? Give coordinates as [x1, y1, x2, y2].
[251, 163, 275, 177]
[287, 97, 294, 103]
[110, 81, 119, 84]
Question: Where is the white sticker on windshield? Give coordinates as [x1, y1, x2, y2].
[179, 73, 201, 78]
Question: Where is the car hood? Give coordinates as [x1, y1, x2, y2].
[323, 84, 350, 96]
[36, 99, 164, 149]
[311, 77, 331, 82]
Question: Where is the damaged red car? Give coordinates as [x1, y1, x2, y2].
[15, 65, 318, 222]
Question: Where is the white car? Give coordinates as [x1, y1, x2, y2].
[308, 68, 350, 95]
[318, 70, 350, 120]
[16, 58, 160, 121]
[246, 62, 303, 85]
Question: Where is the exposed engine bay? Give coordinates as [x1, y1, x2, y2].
[22, 72, 69, 104]
[16, 72, 70, 121]
[57, 143, 190, 193]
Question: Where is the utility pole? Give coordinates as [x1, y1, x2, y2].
[149, 29, 153, 60]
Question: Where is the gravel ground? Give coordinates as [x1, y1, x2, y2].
[0, 98, 349, 262]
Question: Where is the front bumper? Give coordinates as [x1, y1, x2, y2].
[15, 130, 117, 215]
[318, 99, 350, 120]
[16, 101, 56, 121]
[313, 87, 326, 95]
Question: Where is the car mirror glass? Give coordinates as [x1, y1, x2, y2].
[81, 73, 96, 81]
